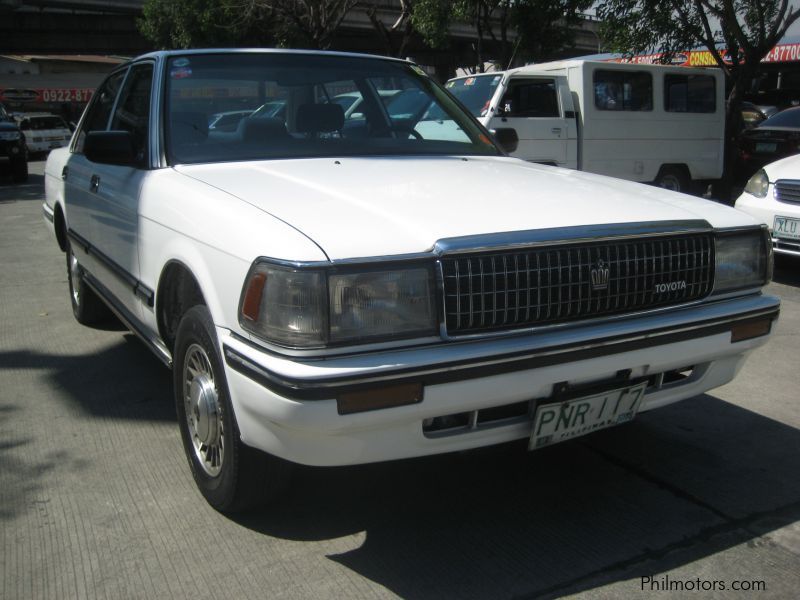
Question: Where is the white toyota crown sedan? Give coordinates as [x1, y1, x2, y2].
[43, 49, 780, 512]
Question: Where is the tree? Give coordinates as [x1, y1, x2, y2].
[366, 0, 415, 58]
[512, 1, 592, 66]
[139, 0, 358, 50]
[137, 0, 239, 49]
[596, 1, 800, 198]
[265, 0, 361, 49]
[409, 0, 591, 73]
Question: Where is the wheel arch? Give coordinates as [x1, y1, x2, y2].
[155, 259, 210, 353]
[656, 163, 692, 182]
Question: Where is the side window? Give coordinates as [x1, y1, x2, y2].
[664, 74, 716, 113]
[594, 70, 652, 111]
[74, 70, 126, 153]
[111, 63, 154, 165]
[500, 79, 560, 118]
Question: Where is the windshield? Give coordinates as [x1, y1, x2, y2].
[165, 53, 499, 164]
[445, 74, 503, 117]
[759, 107, 800, 129]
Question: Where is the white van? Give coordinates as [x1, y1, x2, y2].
[17, 113, 73, 155]
[446, 60, 726, 192]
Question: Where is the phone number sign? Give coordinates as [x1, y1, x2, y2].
[0, 88, 94, 103]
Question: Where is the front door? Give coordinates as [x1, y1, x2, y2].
[487, 77, 569, 166]
[67, 63, 154, 319]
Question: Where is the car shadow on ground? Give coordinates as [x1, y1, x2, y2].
[0, 173, 45, 202]
[233, 395, 800, 598]
[0, 334, 174, 423]
[773, 257, 800, 287]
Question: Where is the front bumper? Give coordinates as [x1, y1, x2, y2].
[221, 293, 779, 466]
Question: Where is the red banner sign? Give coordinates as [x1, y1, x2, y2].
[609, 42, 800, 66]
[0, 87, 94, 104]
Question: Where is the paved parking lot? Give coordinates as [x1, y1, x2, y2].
[2, 162, 799, 599]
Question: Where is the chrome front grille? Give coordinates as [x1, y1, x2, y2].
[441, 233, 714, 335]
[775, 180, 800, 204]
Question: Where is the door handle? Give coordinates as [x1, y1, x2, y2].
[551, 127, 562, 135]
[90, 174, 100, 193]
[61, 166, 69, 181]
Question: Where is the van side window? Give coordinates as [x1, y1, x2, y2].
[594, 70, 652, 111]
[501, 79, 559, 117]
[74, 70, 126, 153]
[664, 74, 716, 113]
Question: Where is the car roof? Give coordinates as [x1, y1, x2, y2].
[129, 48, 413, 66]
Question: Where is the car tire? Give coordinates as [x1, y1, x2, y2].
[655, 167, 689, 193]
[173, 304, 290, 513]
[11, 158, 28, 183]
[66, 240, 112, 325]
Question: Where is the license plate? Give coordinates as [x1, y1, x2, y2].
[756, 142, 777, 153]
[774, 215, 800, 240]
[530, 381, 647, 450]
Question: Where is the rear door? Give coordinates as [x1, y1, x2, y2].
[487, 76, 570, 166]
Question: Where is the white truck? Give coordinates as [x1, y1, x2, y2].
[447, 60, 726, 193]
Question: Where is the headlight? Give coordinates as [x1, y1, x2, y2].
[0, 131, 21, 141]
[240, 261, 437, 348]
[329, 268, 435, 343]
[714, 227, 771, 293]
[744, 169, 769, 198]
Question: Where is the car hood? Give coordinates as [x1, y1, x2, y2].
[175, 156, 753, 261]
[763, 153, 800, 179]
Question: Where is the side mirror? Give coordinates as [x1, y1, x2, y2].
[491, 127, 519, 154]
[84, 130, 136, 166]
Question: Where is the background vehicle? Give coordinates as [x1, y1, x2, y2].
[740, 101, 779, 130]
[0, 119, 28, 182]
[738, 106, 800, 181]
[447, 60, 726, 193]
[208, 110, 252, 132]
[332, 89, 400, 119]
[736, 153, 800, 258]
[17, 113, 72, 156]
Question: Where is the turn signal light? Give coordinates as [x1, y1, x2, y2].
[337, 382, 423, 415]
[241, 272, 266, 322]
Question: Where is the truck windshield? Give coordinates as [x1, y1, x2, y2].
[165, 53, 500, 165]
[445, 74, 503, 117]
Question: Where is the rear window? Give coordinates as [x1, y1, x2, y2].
[594, 70, 652, 111]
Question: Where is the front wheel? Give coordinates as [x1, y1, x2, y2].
[174, 305, 289, 512]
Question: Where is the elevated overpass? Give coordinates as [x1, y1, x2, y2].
[0, 0, 603, 63]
